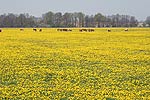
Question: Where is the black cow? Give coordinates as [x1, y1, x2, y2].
[33, 28, 37, 31]
[57, 29, 72, 32]
[88, 29, 95, 32]
[79, 29, 88, 32]
[79, 29, 83, 32]
[83, 29, 88, 32]
[108, 29, 111, 32]
[62, 29, 68, 31]
[57, 29, 63, 31]
[0, 29, 2, 32]
[39, 29, 42, 32]
[80, 29, 95, 32]
[57, 29, 64, 31]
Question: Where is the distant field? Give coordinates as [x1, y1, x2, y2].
[0, 28, 150, 99]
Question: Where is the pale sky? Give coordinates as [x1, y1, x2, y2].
[0, 0, 150, 20]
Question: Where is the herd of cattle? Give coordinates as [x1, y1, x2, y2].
[0, 28, 129, 33]
[57, 28, 72, 32]
[57, 28, 95, 32]
[79, 29, 95, 32]
[57, 28, 128, 32]
[20, 28, 42, 32]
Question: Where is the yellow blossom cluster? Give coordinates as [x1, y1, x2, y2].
[0, 28, 150, 99]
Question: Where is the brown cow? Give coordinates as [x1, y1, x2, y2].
[20, 29, 24, 31]
[68, 29, 72, 31]
[57, 29, 60, 31]
[125, 28, 128, 31]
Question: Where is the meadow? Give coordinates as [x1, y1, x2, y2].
[0, 28, 150, 99]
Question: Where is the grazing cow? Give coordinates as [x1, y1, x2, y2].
[83, 29, 88, 32]
[57, 29, 63, 31]
[79, 29, 83, 32]
[39, 29, 42, 32]
[88, 29, 95, 32]
[125, 28, 128, 31]
[57, 29, 60, 31]
[68, 29, 72, 31]
[62, 29, 68, 31]
[79, 29, 88, 32]
[33, 28, 37, 31]
[64, 29, 72, 32]
[79, 29, 94, 32]
[0, 29, 2, 32]
[91, 29, 95, 32]
[108, 29, 111, 32]
[57, 29, 72, 32]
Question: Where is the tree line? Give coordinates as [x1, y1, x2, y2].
[0, 11, 149, 27]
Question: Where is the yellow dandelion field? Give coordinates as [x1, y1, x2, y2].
[0, 28, 150, 99]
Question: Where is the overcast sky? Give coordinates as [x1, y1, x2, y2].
[0, 0, 150, 21]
